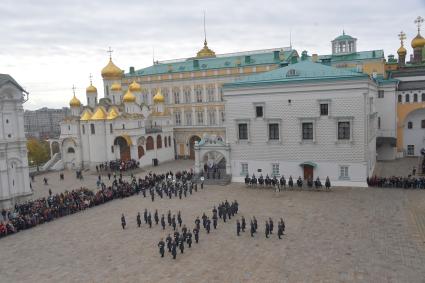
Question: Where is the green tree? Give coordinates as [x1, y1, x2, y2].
[27, 138, 50, 170]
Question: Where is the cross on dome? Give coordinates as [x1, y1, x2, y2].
[414, 16, 424, 33]
[107, 46, 113, 60]
[398, 31, 406, 45]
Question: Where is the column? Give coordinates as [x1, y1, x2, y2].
[180, 86, 184, 104]
[192, 107, 196, 126]
[194, 143, 200, 174]
[204, 107, 208, 126]
[181, 108, 185, 126]
[215, 83, 219, 102]
[191, 85, 195, 103]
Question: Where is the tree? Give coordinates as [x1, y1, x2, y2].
[27, 138, 50, 170]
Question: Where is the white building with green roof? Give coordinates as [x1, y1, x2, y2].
[223, 60, 378, 187]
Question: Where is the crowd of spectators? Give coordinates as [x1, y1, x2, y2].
[367, 176, 425, 189]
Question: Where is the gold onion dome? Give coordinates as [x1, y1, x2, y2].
[153, 89, 165, 103]
[196, 40, 216, 58]
[411, 33, 425, 48]
[91, 106, 107, 120]
[123, 89, 136, 103]
[110, 82, 122, 91]
[107, 107, 119, 120]
[129, 81, 142, 92]
[397, 45, 407, 55]
[101, 59, 123, 79]
[69, 95, 81, 107]
[80, 109, 93, 121]
[86, 84, 97, 93]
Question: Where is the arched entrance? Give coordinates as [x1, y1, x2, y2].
[189, 135, 201, 159]
[138, 146, 145, 159]
[202, 151, 226, 179]
[300, 161, 316, 180]
[114, 136, 131, 161]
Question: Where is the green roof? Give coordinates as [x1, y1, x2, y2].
[318, 50, 384, 62]
[224, 60, 368, 88]
[125, 49, 298, 77]
[333, 33, 356, 41]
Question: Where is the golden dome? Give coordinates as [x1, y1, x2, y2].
[101, 59, 123, 79]
[69, 95, 81, 107]
[153, 89, 165, 103]
[411, 33, 425, 48]
[86, 84, 97, 93]
[80, 109, 93, 121]
[107, 107, 119, 120]
[196, 40, 216, 58]
[123, 89, 136, 103]
[110, 82, 122, 91]
[129, 81, 142, 92]
[397, 45, 407, 55]
[91, 106, 107, 120]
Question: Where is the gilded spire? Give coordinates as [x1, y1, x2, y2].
[397, 31, 407, 55]
[196, 11, 216, 58]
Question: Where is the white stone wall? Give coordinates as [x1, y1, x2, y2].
[224, 79, 376, 187]
[403, 108, 425, 156]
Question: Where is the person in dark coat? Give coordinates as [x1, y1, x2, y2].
[171, 240, 177, 259]
[144, 209, 148, 224]
[158, 239, 165, 257]
[136, 212, 141, 228]
[161, 214, 166, 230]
[269, 218, 274, 234]
[147, 213, 152, 228]
[179, 235, 185, 254]
[236, 220, 241, 236]
[250, 220, 255, 237]
[167, 210, 172, 226]
[241, 216, 246, 232]
[205, 218, 211, 234]
[172, 215, 177, 231]
[265, 221, 270, 238]
[253, 216, 258, 233]
[186, 231, 192, 248]
[121, 214, 126, 230]
[193, 227, 199, 243]
[177, 211, 182, 227]
[195, 217, 201, 231]
[166, 234, 172, 252]
[277, 223, 283, 239]
[154, 210, 159, 225]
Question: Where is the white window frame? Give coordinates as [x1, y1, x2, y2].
[241, 163, 248, 176]
[339, 165, 349, 180]
[235, 119, 250, 143]
[298, 118, 317, 143]
[266, 118, 282, 143]
[317, 99, 331, 117]
[271, 163, 280, 177]
[334, 116, 354, 143]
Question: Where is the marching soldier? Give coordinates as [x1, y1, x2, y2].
[193, 227, 199, 243]
[147, 212, 152, 228]
[253, 216, 258, 233]
[158, 238, 165, 257]
[172, 215, 177, 231]
[265, 221, 270, 238]
[154, 210, 159, 225]
[236, 220, 241, 236]
[179, 235, 185, 254]
[136, 212, 141, 228]
[186, 230, 192, 248]
[277, 223, 283, 239]
[121, 213, 126, 230]
[167, 210, 172, 226]
[171, 240, 177, 259]
[241, 216, 246, 232]
[212, 214, 218, 229]
[269, 218, 274, 234]
[250, 220, 255, 237]
[205, 218, 211, 234]
[161, 214, 166, 230]
[195, 217, 201, 231]
[166, 234, 172, 252]
[144, 209, 148, 224]
[177, 211, 183, 227]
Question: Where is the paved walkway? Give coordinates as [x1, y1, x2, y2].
[2, 160, 424, 282]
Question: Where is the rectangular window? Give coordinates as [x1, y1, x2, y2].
[111, 146, 114, 153]
[90, 124, 95, 135]
[208, 111, 216, 125]
[268, 123, 279, 140]
[302, 122, 313, 140]
[110, 124, 113, 133]
[175, 112, 181, 126]
[256, 106, 263, 117]
[407, 145, 414, 156]
[207, 86, 215, 102]
[184, 88, 191, 103]
[272, 163, 280, 177]
[241, 163, 248, 176]
[378, 90, 384, 98]
[82, 125, 85, 135]
[185, 112, 192, 126]
[174, 90, 180, 104]
[339, 166, 349, 179]
[196, 111, 204, 125]
[238, 123, 248, 140]
[320, 104, 328, 116]
[338, 121, 350, 140]
[422, 120, 425, 129]
[196, 86, 203, 103]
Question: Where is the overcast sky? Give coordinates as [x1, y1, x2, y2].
[1, 0, 424, 110]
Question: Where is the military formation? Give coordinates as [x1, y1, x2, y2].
[245, 174, 331, 191]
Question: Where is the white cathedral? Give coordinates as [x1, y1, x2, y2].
[0, 74, 32, 209]
[55, 56, 175, 170]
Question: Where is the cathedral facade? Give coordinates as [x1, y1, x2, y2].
[0, 74, 32, 209]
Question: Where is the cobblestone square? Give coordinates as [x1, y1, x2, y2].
[1, 161, 425, 282]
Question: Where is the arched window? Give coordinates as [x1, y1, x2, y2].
[168, 136, 171, 147]
[146, 136, 154, 150]
[414, 93, 418, 102]
[398, 95, 402, 103]
[138, 146, 144, 158]
[407, 121, 413, 129]
[405, 94, 410, 103]
[67, 147, 75, 153]
[156, 135, 162, 149]
[422, 93, 425, 102]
